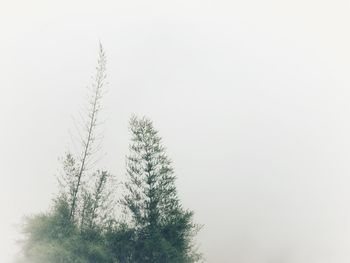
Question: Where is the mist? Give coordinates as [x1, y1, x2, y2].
[1, 0, 350, 262]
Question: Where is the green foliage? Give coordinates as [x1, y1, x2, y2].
[20, 117, 201, 262]
[18, 46, 201, 262]
[21, 196, 113, 263]
[105, 222, 136, 262]
[122, 116, 201, 262]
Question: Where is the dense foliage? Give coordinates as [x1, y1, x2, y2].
[17, 46, 200, 263]
[122, 116, 200, 263]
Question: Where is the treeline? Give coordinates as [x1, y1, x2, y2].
[17, 45, 201, 263]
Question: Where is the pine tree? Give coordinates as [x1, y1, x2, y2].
[123, 116, 201, 263]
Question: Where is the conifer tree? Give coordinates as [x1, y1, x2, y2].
[123, 116, 200, 263]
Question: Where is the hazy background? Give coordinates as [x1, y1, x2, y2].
[1, 0, 350, 262]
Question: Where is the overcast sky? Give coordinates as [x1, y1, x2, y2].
[1, 0, 350, 262]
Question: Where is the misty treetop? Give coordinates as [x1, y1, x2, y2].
[123, 116, 200, 262]
[17, 44, 201, 263]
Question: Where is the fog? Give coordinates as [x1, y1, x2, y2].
[1, 0, 350, 262]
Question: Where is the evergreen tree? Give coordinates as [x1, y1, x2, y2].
[123, 116, 201, 263]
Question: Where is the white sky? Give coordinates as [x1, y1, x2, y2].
[1, 0, 350, 262]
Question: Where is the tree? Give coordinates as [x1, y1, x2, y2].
[123, 116, 201, 263]
[18, 45, 202, 263]
[65, 42, 108, 222]
[19, 44, 115, 263]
